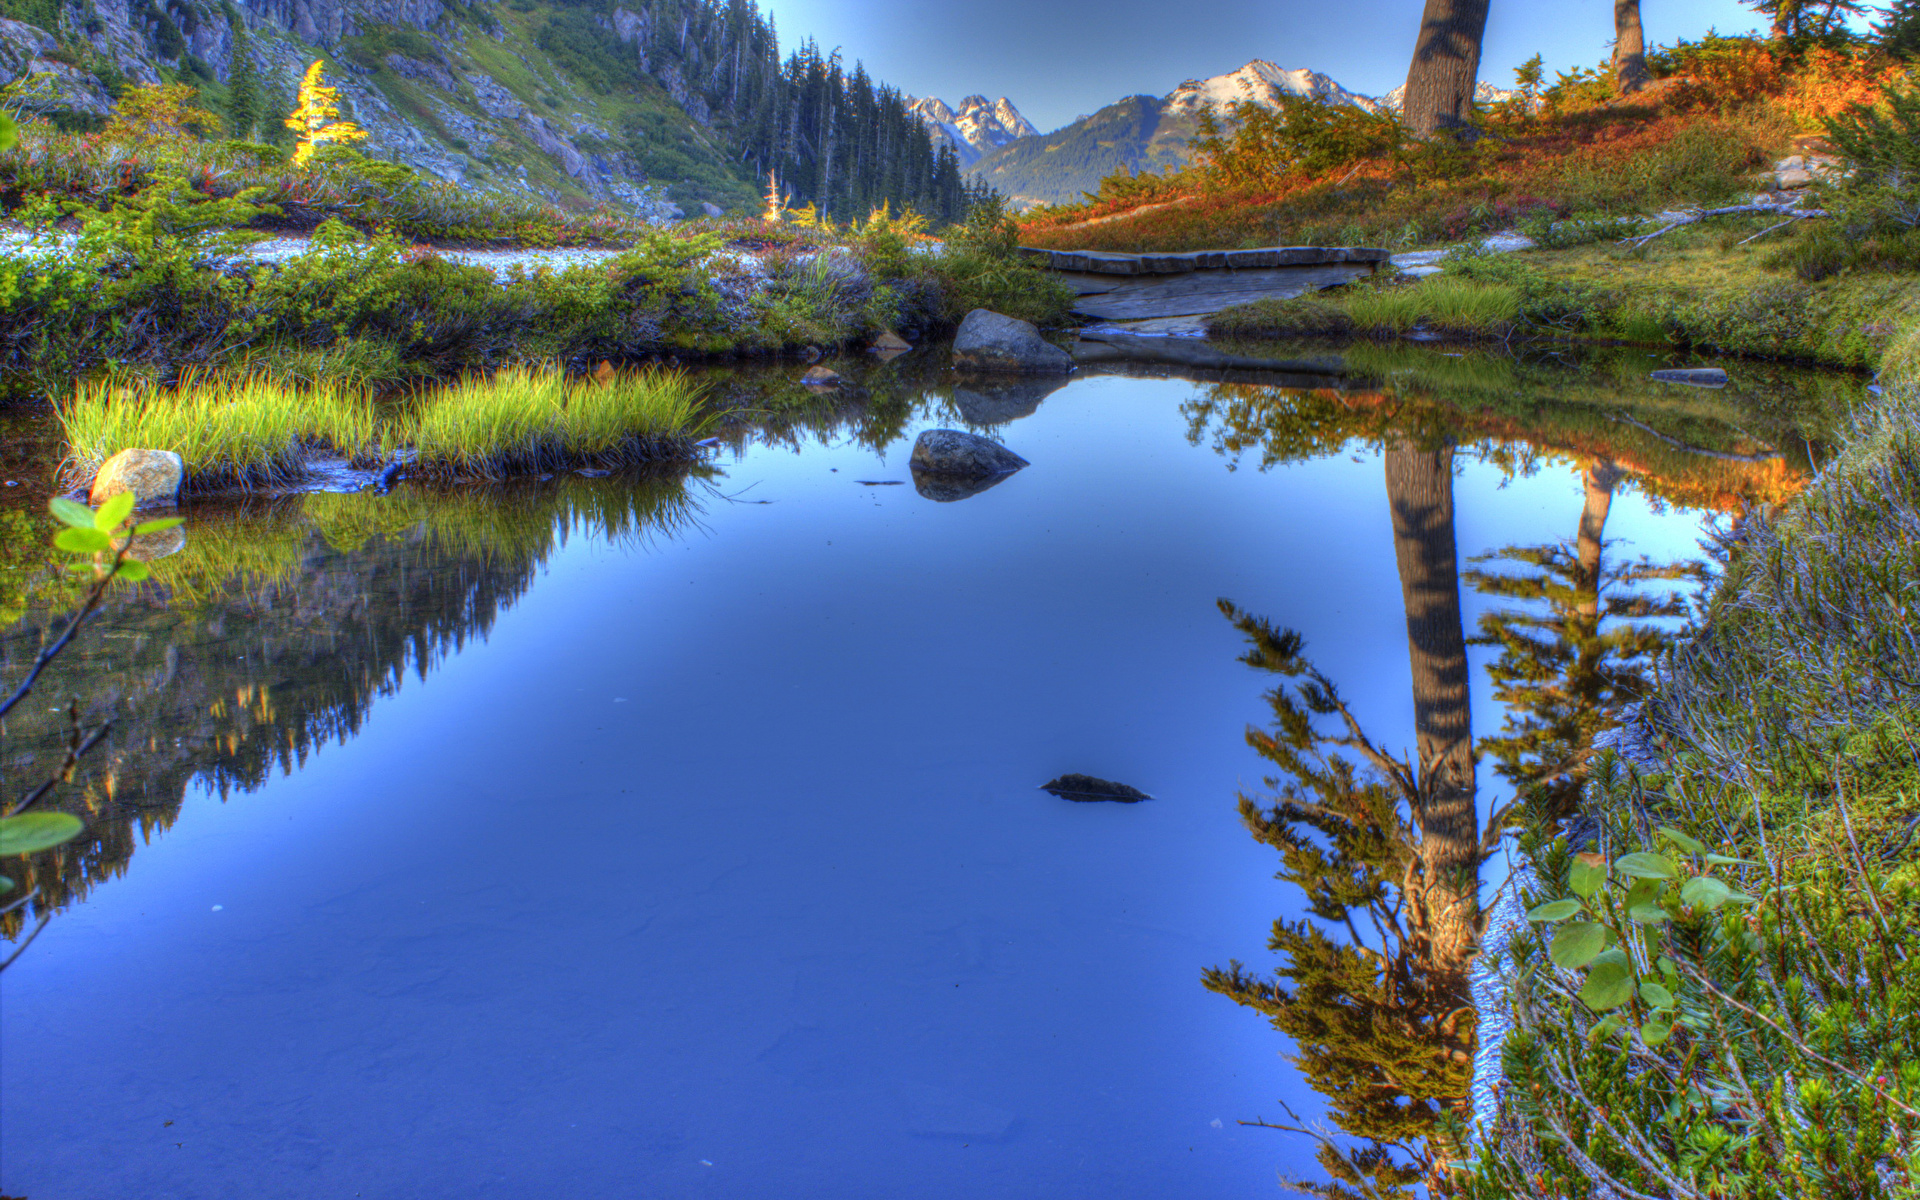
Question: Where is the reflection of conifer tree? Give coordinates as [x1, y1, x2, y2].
[1464, 459, 1696, 822]
[1208, 439, 1501, 1197]
[1205, 603, 1485, 1199]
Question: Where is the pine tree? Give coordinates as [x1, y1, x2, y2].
[1876, 0, 1920, 57]
[225, 24, 263, 141]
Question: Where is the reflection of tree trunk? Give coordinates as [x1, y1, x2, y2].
[1384, 442, 1479, 985]
[1400, 0, 1492, 137]
[1577, 460, 1623, 619]
[1613, 0, 1649, 94]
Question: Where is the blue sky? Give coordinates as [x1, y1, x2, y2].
[756, 0, 1788, 131]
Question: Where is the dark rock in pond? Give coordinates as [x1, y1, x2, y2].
[952, 309, 1073, 374]
[1041, 774, 1152, 803]
[952, 376, 1069, 426]
[910, 467, 1018, 503]
[1650, 367, 1728, 388]
[910, 429, 1028, 478]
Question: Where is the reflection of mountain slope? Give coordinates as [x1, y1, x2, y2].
[0, 479, 699, 934]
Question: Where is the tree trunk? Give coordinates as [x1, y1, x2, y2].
[1384, 442, 1480, 979]
[1613, 0, 1649, 94]
[1576, 459, 1623, 609]
[1399, 0, 1492, 137]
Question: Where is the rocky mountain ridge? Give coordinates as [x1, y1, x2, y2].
[905, 93, 1035, 166]
[967, 58, 1517, 208]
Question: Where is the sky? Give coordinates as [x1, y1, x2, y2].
[755, 0, 1785, 132]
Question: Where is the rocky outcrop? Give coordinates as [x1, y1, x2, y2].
[385, 53, 456, 92]
[89, 449, 183, 508]
[519, 114, 589, 181]
[951, 310, 1072, 374]
[465, 72, 526, 121]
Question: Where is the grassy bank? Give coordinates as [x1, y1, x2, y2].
[1206, 214, 1920, 368]
[1463, 335, 1920, 1195]
[58, 365, 711, 492]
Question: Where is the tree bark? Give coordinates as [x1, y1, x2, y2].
[1613, 0, 1649, 94]
[1384, 441, 1479, 978]
[1399, 0, 1492, 137]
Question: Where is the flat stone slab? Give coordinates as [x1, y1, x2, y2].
[1022, 245, 1391, 275]
[1073, 330, 1346, 375]
[1067, 263, 1373, 321]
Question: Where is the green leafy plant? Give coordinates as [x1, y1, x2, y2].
[1, 494, 181, 969]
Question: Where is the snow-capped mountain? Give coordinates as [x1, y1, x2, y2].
[1375, 81, 1520, 112]
[907, 94, 1039, 166]
[1163, 61, 1383, 117]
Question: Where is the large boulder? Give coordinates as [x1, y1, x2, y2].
[90, 449, 183, 508]
[951, 309, 1072, 374]
[910, 429, 1027, 477]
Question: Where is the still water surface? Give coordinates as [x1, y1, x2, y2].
[0, 360, 1812, 1197]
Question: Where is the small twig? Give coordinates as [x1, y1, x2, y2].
[7, 719, 114, 817]
[0, 913, 53, 972]
[1620, 203, 1830, 250]
[1735, 216, 1804, 246]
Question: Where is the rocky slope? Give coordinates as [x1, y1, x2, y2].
[906, 93, 1035, 166]
[0, 0, 970, 222]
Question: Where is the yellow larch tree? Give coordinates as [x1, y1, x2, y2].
[285, 61, 367, 166]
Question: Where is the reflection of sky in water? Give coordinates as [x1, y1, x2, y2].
[1, 374, 1710, 1199]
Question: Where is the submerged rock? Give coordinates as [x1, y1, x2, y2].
[801, 365, 842, 388]
[124, 523, 186, 562]
[952, 309, 1072, 374]
[1041, 774, 1152, 803]
[910, 429, 1028, 478]
[1650, 367, 1728, 388]
[871, 330, 912, 352]
[90, 448, 183, 508]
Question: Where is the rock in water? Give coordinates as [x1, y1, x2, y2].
[952, 309, 1073, 374]
[910, 429, 1028, 478]
[1042, 775, 1152, 803]
[89, 449, 183, 508]
[1650, 367, 1728, 388]
[871, 330, 912, 352]
[801, 365, 842, 387]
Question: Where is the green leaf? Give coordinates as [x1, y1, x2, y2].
[132, 517, 183, 535]
[1657, 826, 1706, 856]
[1641, 1017, 1674, 1046]
[54, 527, 112, 553]
[1616, 851, 1678, 879]
[1527, 899, 1584, 923]
[1640, 981, 1676, 1009]
[1581, 959, 1636, 1012]
[94, 491, 134, 531]
[48, 497, 95, 528]
[1569, 854, 1608, 899]
[1681, 876, 1734, 910]
[0, 112, 18, 155]
[0, 812, 84, 855]
[1550, 921, 1611, 969]
[1703, 853, 1759, 867]
[115, 560, 150, 583]
[1628, 902, 1671, 924]
[0, 874, 12, 890]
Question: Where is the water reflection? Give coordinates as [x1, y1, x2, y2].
[0, 474, 704, 937]
[1195, 353, 1783, 1196]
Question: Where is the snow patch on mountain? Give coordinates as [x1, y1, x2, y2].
[1375, 81, 1520, 112]
[1164, 61, 1383, 116]
[907, 94, 1038, 165]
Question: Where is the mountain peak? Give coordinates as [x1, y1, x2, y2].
[908, 93, 1037, 165]
[1163, 60, 1381, 117]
